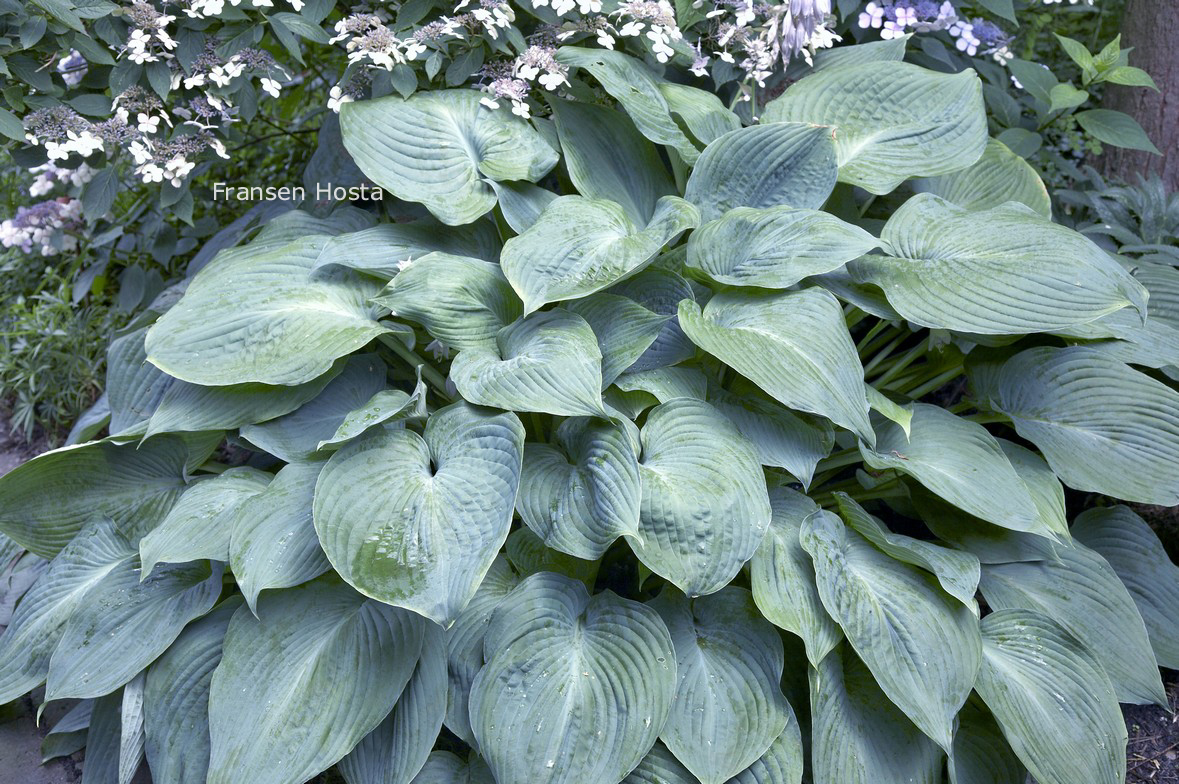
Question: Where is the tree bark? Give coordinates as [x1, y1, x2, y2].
[1098, 0, 1179, 189]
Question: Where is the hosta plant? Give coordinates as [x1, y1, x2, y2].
[2, 36, 1179, 784]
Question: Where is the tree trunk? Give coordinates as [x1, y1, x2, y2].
[1098, 0, 1179, 189]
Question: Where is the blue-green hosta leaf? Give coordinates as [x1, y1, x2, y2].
[0, 518, 136, 703]
[750, 487, 840, 667]
[711, 390, 834, 488]
[0, 436, 188, 557]
[913, 490, 1062, 565]
[411, 752, 495, 784]
[834, 494, 979, 611]
[809, 645, 943, 784]
[45, 559, 222, 700]
[121, 673, 147, 784]
[975, 346, 1179, 505]
[145, 236, 389, 386]
[83, 690, 127, 784]
[518, 417, 642, 560]
[501, 196, 698, 314]
[858, 404, 1042, 535]
[106, 326, 172, 433]
[444, 556, 519, 746]
[1058, 306, 1179, 369]
[470, 572, 676, 784]
[682, 124, 839, 222]
[312, 220, 502, 280]
[616, 366, 708, 404]
[340, 624, 447, 784]
[995, 439, 1071, 541]
[144, 597, 242, 784]
[556, 47, 701, 164]
[229, 461, 331, 614]
[489, 181, 558, 233]
[658, 83, 740, 146]
[139, 467, 271, 577]
[762, 62, 987, 194]
[622, 742, 696, 784]
[865, 384, 912, 437]
[41, 698, 92, 764]
[207, 578, 427, 784]
[319, 378, 429, 450]
[1072, 506, 1179, 669]
[800, 510, 981, 750]
[450, 310, 609, 418]
[1136, 260, 1179, 328]
[566, 294, 669, 388]
[609, 268, 697, 373]
[913, 139, 1051, 219]
[974, 610, 1126, 784]
[550, 99, 675, 223]
[979, 540, 1166, 705]
[812, 35, 909, 70]
[851, 194, 1148, 334]
[339, 89, 558, 225]
[651, 587, 790, 784]
[949, 699, 1026, 784]
[678, 289, 874, 444]
[144, 362, 344, 438]
[635, 399, 772, 596]
[504, 527, 601, 587]
[728, 721, 804, 784]
[239, 354, 387, 461]
[313, 403, 524, 625]
[686, 206, 878, 288]
[373, 252, 522, 353]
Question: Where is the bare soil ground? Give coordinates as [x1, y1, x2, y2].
[1125, 674, 1179, 784]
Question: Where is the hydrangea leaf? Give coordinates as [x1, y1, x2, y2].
[500, 195, 698, 314]
[851, 194, 1148, 334]
[634, 399, 772, 597]
[800, 510, 981, 750]
[650, 587, 790, 784]
[974, 610, 1127, 784]
[678, 289, 874, 445]
[686, 206, 878, 288]
[470, 572, 676, 784]
[913, 139, 1051, 219]
[518, 417, 642, 560]
[339, 89, 558, 225]
[313, 403, 524, 625]
[450, 310, 609, 417]
[979, 540, 1166, 705]
[206, 578, 427, 784]
[762, 61, 987, 194]
[145, 235, 390, 386]
[373, 252, 523, 352]
[682, 124, 840, 222]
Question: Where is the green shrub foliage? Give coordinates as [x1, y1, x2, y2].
[2, 37, 1178, 784]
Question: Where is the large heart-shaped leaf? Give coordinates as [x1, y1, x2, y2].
[851, 194, 1147, 334]
[500, 196, 698, 314]
[979, 539, 1166, 705]
[1072, 506, 1179, 669]
[913, 139, 1051, 218]
[450, 310, 609, 418]
[339, 89, 558, 225]
[146, 235, 389, 386]
[550, 99, 675, 223]
[678, 289, 874, 444]
[800, 510, 981, 750]
[650, 587, 790, 784]
[207, 578, 426, 784]
[312, 220, 502, 280]
[313, 402, 524, 625]
[711, 390, 834, 489]
[635, 399, 772, 597]
[373, 253, 522, 352]
[106, 325, 173, 434]
[809, 644, 943, 784]
[469, 572, 676, 784]
[0, 437, 188, 557]
[858, 403, 1042, 535]
[682, 124, 839, 222]
[45, 559, 222, 700]
[762, 62, 987, 194]
[750, 487, 840, 667]
[228, 461, 332, 614]
[139, 467, 271, 577]
[974, 610, 1127, 784]
[975, 346, 1179, 505]
[686, 206, 878, 288]
[518, 417, 642, 560]
[144, 597, 241, 784]
[566, 294, 669, 388]
[0, 517, 136, 703]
